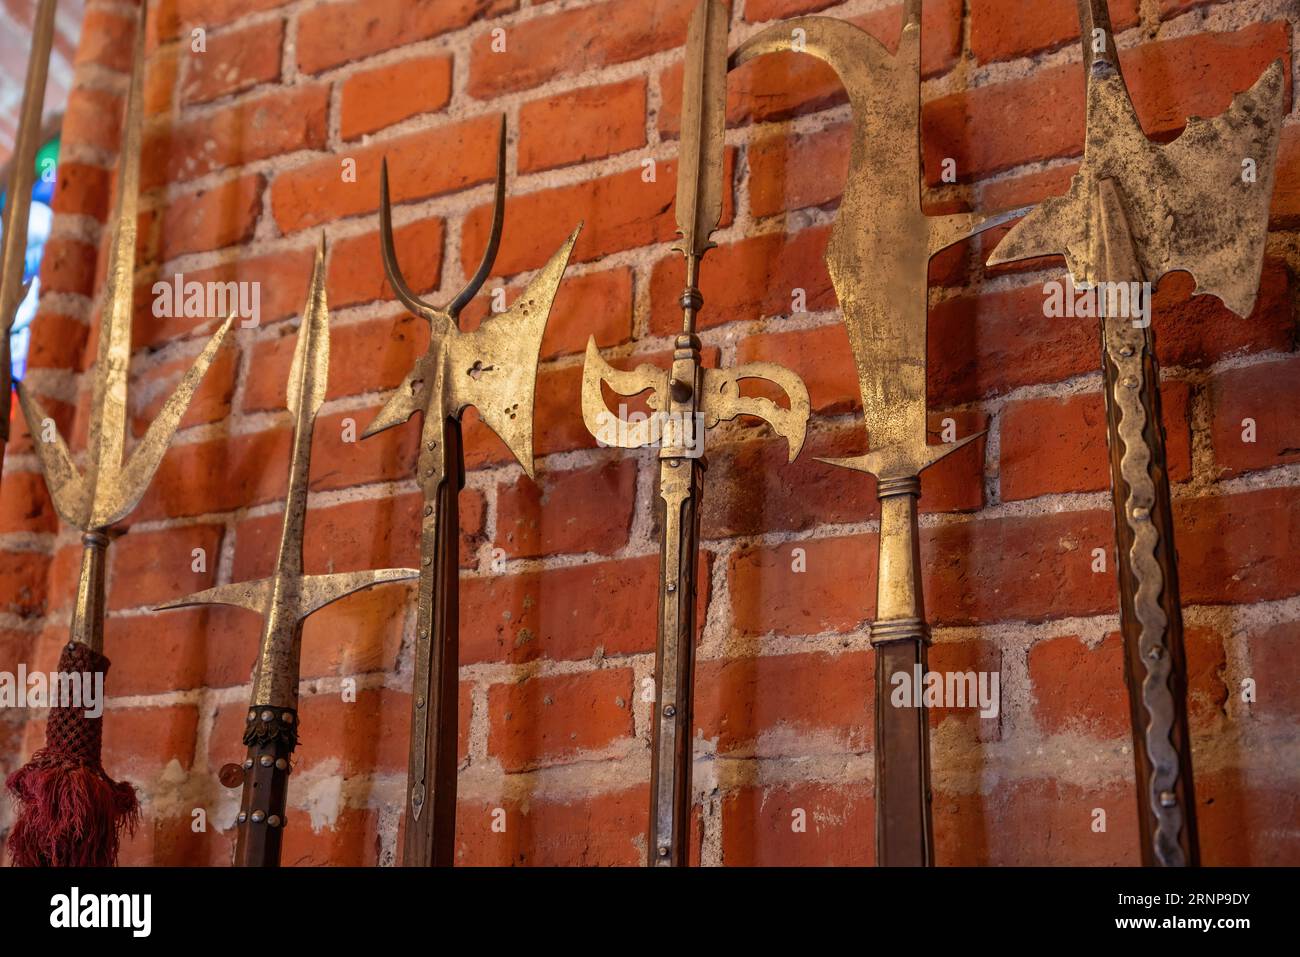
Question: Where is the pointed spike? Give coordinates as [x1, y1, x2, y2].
[379, 157, 452, 334]
[295, 568, 421, 619]
[674, 0, 728, 263]
[155, 579, 274, 615]
[16, 382, 88, 527]
[287, 236, 330, 422]
[449, 114, 508, 318]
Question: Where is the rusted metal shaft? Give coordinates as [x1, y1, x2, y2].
[402, 414, 464, 867]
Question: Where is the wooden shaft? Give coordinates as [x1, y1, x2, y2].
[1101, 318, 1199, 867]
[402, 413, 463, 867]
[234, 706, 296, 867]
[871, 481, 933, 866]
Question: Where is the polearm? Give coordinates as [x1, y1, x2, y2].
[582, 0, 811, 867]
[368, 120, 580, 866]
[0, 0, 58, 482]
[989, 0, 1284, 867]
[732, 5, 1024, 866]
[6, 0, 236, 867]
[157, 240, 418, 867]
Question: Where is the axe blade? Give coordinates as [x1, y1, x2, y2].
[448, 226, 580, 477]
[580, 337, 668, 450]
[700, 362, 811, 462]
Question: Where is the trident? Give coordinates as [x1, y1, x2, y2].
[732, 4, 1025, 865]
[7, 0, 236, 866]
[367, 119, 580, 866]
[988, 0, 1285, 867]
[157, 240, 418, 867]
[581, 0, 812, 867]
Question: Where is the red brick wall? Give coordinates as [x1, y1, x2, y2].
[2, 0, 1297, 866]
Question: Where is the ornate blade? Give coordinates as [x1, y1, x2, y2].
[988, 14, 1284, 314]
[580, 337, 667, 450]
[700, 363, 809, 462]
[0, 0, 58, 451]
[447, 225, 579, 479]
[673, 0, 728, 264]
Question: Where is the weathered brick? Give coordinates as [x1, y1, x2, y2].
[340, 54, 454, 141]
[270, 114, 499, 234]
[1000, 382, 1193, 502]
[107, 523, 225, 611]
[496, 459, 637, 558]
[1209, 356, 1300, 478]
[487, 667, 635, 771]
[0, 550, 49, 619]
[102, 703, 199, 774]
[179, 19, 283, 105]
[456, 788, 645, 866]
[1176, 487, 1300, 606]
[281, 807, 382, 867]
[326, 216, 445, 309]
[518, 78, 647, 173]
[128, 337, 239, 438]
[157, 173, 264, 260]
[971, 0, 1139, 64]
[0, 471, 57, 536]
[1197, 774, 1300, 865]
[1245, 620, 1299, 722]
[297, 0, 516, 75]
[721, 782, 873, 866]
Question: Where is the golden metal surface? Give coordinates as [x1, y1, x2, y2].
[370, 118, 579, 864]
[988, 0, 1285, 868]
[19, 1, 234, 653]
[581, 0, 810, 867]
[158, 240, 418, 708]
[0, 0, 57, 465]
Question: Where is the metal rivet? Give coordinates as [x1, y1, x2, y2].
[259, 755, 273, 767]
[657, 845, 670, 858]
[247, 710, 257, 721]
[1159, 791, 1177, 808]
[427, 441, 437, 451]
[423, 557, 432, 566]
[1148, 646, 1164, 660]
[1123, 376, 1138, 389]
[666, 582, 676, 593]
[282, 712, 294, 724]
[424, 506, 433, 516]
[268, 815, 282, 828]
[275, 758, 288, 771]
[1118, 345, 1134, 357]
[260, 710, 274, 722]
[668, 459, 680, 468]
[237, 812, 247, 824]
[416, 697, 425, 708]
[663, 705, 676, 717]
[1132, 506, 1149, 521]
[251, 811, 265, 823]
[243, 758, 254, 770]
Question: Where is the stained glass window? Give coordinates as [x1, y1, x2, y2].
[2, 133, 59, 390]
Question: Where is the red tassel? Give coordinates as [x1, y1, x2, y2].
[4, 643, 139, 867]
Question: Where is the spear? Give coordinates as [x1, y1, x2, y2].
[368, 118, 580, 866]
[988, 0, 1285, 867]
[5, 0, 236, 867]
[0, 0, 58, 482]
[157, 239, 418, 867]
[731, 4, 1025, 866]
[581, 0, 811, 866]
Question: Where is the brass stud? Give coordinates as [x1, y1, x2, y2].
[251, 810, 265, 823]
[260, 755, 273, 767]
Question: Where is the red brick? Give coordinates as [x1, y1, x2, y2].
[696, 650, 873, 755]
[49, 161, 112, 221]
[157, 174, 264, 260]
[297, 0, 516, 75]
[650, 226, 833, 335]
[518, 78, 647, 174]
[135, 428, 293, 521]
[129, 338, 239, 439]
[456, 788, 645, 866]
[496, 459, 637, 558]
[722, 782, 873, 866]
[1176, 487, 1300, 606]
[309, 404, 422, 492]
[487, 667, 634, 771]
[298, 585, 416, 683]
[459, 266, 635, 359]
[270, 114, 499, 234]
[169, 0, 295, 34]
[25, 311, 90, 373]
[744, 0, 838, 20]
[0, 471, 57, 535]
[702, 413, 986, 539]
[340, 54, 453, 141]
[0, 550, 49, 618]
[134, 244, 317, 348]
[461, 150, 735, 277]
[461, 553, 711, 664]
[1197, 774, 1300, 866]
[922, 22, 1290, 186]
[105, 607, 216, 696]
[1000, 381, 1192, 501]
[469, 0, 691, 100]
[281, 807, 382, 867]
[935, 780, 1140, 865]
[971, 0, 1139, 64]
[143, 84, 329, 188]
[102, 704, 199, 774]
[179, 19, 283, 105]
[926, 639, 1003, 738]
[1272, 124, 1300, 228]
[107, 524, 224, 611]
[1209, 356, 1300, 478]
[60, 85, 124, 156]
[1245, 620, 1299, 722]
[143, 44, 179, 118]
[73, 6, 136, 73]
[1030, 628, 1226, 739]
[734, 323, 858, 416]
[38, 237, 98, 296]
[327, 216, 444, 309]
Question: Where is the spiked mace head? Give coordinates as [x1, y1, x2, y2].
[157, 240, 419, 708]
[18, 2, 236, 532]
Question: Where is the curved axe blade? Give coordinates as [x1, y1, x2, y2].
[700, 362, 810, 462]
[580, 337, 668, 450]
